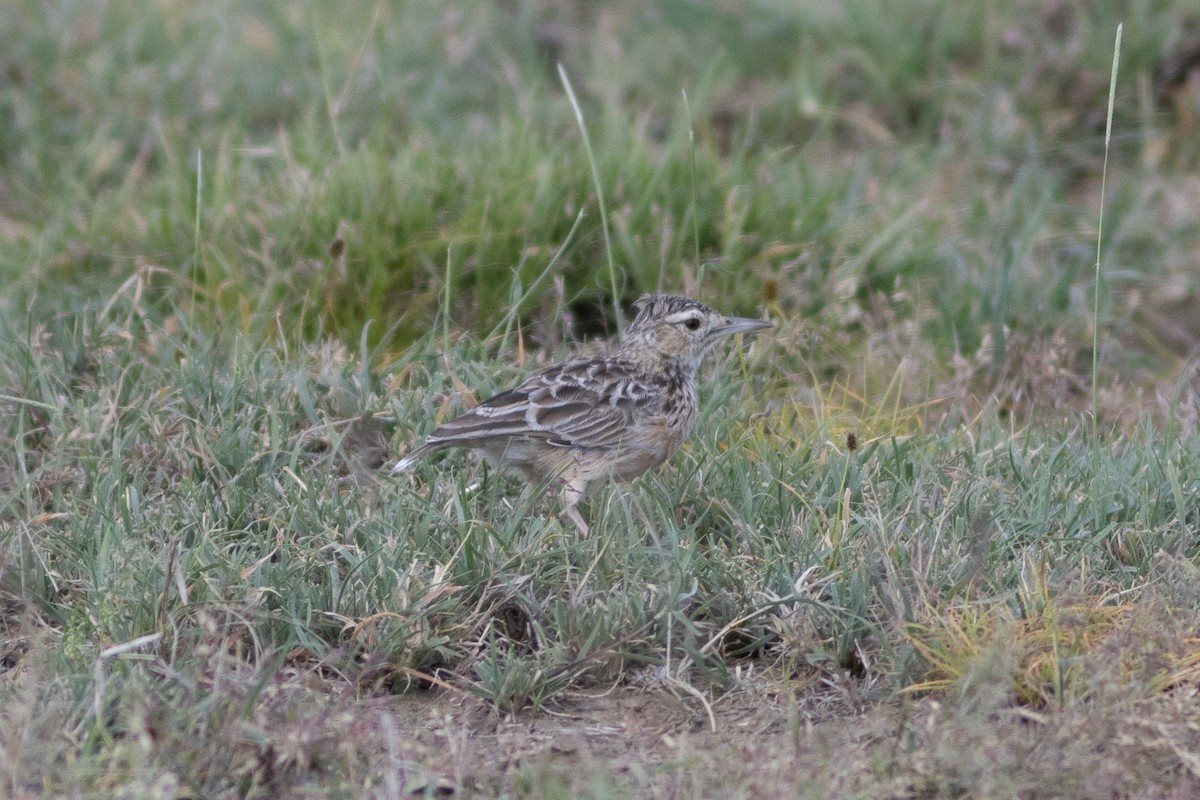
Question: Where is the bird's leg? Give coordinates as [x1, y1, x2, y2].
[564, 502, 590, 537]
[561, 479, 590, 536]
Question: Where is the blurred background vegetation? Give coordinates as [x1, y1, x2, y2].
[3, 0, 1197, 381]
[5, 4, 1200, 795]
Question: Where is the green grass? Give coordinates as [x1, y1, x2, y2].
[5, 300, 1200, 797]
[5, 0, 1196, 359]
[3, 0, 1200, 797]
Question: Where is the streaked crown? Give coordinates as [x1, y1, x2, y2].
[626, 294, 717, 334]
[620, 294, 774, 371]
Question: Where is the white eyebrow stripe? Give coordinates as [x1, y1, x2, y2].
[664, 311, 702, 324]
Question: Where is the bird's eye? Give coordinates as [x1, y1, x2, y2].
[684, 317, 702, 331]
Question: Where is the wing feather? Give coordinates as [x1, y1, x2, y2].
[422, 357, 657, 451]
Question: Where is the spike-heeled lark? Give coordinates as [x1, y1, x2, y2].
[391, 294, 774, 534]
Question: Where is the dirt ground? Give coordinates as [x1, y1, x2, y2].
[374, 668, 891, 798]
[346, 664, 1200, 799]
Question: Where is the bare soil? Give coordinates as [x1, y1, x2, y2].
[376, 669, 891, 798]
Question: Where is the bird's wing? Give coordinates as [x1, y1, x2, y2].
[424, 358, 656, 450]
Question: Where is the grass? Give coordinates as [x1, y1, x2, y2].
[3, 0, 1200, 797]
[5, 300, 1200, 797]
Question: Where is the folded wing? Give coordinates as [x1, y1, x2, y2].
[425, 358, 653, 451]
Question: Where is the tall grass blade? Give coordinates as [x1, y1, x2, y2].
[192, 148, 202, 321]
[1092, 23, 1122, 433]
[557, 62, 622, 329]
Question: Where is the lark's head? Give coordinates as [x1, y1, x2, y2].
[622, 294, 774, 372]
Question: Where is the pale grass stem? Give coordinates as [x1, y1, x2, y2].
[1092, 23, 1122, 434]
[558, 62, 622, 330]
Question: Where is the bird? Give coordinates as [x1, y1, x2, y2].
[391, 294, 774, 534]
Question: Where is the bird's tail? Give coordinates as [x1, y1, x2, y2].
[390, 442, 439, 474]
